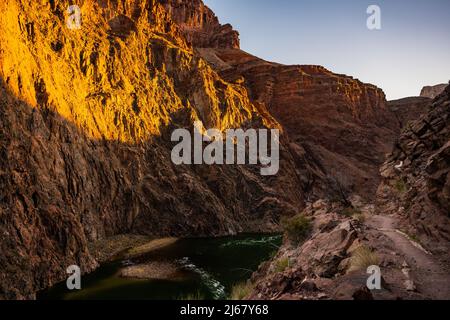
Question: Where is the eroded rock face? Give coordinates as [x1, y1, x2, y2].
[380, 85, 450, 255]
[421, 84, 448, 99]
[194, 49, 400, 199]
[160, 0, 240, 49]
[388, 97, 432, 128]
[248, 198, 447, 300]
[294, 218, 358, 278]
[0, 0, 305, 299]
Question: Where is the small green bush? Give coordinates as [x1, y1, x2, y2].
[341, 207, 362, 217]
[402, 230, 420, 244]
[274, 257, 290, 273]
[281, 214, 312, 245]
[394, 179, 408, 193]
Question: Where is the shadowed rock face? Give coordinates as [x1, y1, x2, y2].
[188, 48, 400, 199]
[380, 85, 450, 256]
[388, 97, 432, 128]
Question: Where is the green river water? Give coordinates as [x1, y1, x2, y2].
[38, 234, 282, 300]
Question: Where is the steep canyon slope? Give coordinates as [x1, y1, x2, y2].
[0, 0, 414, 300]
[380, 85, 450, 257]
[0, 0, 308, 299]
[161, 0, 400, 198]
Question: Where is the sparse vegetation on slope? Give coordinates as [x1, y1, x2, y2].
[349, 246, 379, 272]
[230, 282, 254, 300]
[281, 214, 312, 245]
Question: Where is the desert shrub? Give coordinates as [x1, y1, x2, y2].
[349, 246, 379, 271]
[281, 214, 312, 245]
[179, 291, 205, 300]
[394, 179, 408, 193]
[409, 233, 419, 243]
[341, 207, 362, 217]
[341, 207, 365, 223]
[353, 213, 366, 224]
[401, 229, 420, 244]
[230, 282, 253, 300]
[274, 257, 290, 273]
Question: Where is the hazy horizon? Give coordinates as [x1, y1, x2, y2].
[204, 0, 450, 100]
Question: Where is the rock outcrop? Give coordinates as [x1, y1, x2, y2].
[380, 85, 450, 257]
[163, 8, 403, 200]
[420, 84, 448, 99]
[161, 0, 240, 49]
[249, 197, 450, 300]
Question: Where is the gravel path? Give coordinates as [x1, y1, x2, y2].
[368, 215, 450, 300]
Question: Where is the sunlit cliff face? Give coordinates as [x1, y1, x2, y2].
[0, 0, 276, 143]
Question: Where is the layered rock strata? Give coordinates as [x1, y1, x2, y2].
[192, 48, 400, 199]
[421, 84, 448, 99]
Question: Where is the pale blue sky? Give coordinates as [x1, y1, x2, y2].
[204, 0, 450, 100]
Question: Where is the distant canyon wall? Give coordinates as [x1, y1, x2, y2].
[421, 83, 448, 99]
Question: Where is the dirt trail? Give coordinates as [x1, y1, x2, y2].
[367, 215, 450, 300]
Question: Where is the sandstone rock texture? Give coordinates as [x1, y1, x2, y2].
[420, 83, 448, 99]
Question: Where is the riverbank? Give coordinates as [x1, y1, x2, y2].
[88, 235, 178, 264]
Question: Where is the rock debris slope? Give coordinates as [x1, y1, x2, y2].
[250, 86, 450, 300]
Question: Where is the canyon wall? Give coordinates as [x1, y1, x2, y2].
[388, 97, 432, 128]
[0, 0, 306, 299]
[160, 0, 240, 49]
[421, 83, 448, 99]
[191, 48, 400, 199]
[380, 85, 450, 257]
[248, 86, 450, 301]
